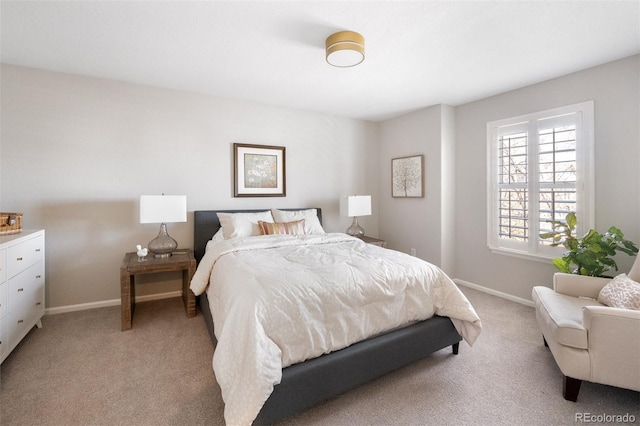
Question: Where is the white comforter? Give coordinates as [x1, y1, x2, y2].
[190, 233, 481, 425]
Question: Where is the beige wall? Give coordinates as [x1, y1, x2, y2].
[378, 104, 450, 270]
[376, 55, 638, 300]
[453, 55, 639, 301]
[2, 54, 638, 310]
[377, 104, 456, 275]
[0, 64, 380, 309]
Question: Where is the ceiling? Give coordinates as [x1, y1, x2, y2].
[2, 1, 639, 122]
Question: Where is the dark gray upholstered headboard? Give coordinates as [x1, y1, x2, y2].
[193, 208, 322, 263]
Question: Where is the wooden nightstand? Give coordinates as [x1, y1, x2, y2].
[359, 235, 387, 248]
[120, 250, 196, 331]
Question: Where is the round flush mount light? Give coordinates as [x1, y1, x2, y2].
[325, 31, 365, 67]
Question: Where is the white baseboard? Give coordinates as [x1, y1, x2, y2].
[45, 291, 183, 315]
[454, 279, 534, 307]
[45, 281, 532, 315]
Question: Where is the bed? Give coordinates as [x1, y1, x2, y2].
[192, 208, 481, 425]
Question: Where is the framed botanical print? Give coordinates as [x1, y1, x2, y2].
[392, 154, 424, 198]
[234, 143, 286, 197]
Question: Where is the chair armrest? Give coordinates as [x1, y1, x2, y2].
[583, 305, 640, 327]
[553, 273, 611, 299]
[582, 306, 640, 391]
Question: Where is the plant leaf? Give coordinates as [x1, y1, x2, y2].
[587, 243, 602, 253]
[552, 257, 571, 273]
[566, 212, 577, 230]
[607, 226, 623, 239]
[622, 240, 639, 253]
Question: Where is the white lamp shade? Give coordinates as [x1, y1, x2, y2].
[140, 195, 187, 224]
[340, 195, 372, 217]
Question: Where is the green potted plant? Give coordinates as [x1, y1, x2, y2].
[540, 212, 639, 277]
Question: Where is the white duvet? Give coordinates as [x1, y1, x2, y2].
[190, 233, 481, 425]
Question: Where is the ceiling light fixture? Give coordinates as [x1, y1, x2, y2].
[325, 31, 365, 68]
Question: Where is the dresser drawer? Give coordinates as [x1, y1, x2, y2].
[0, 248, 6, 283]
[0, 282, 7, 319]
[7, 234, 44, 279]
[0, 318, 6, 360]
[6, 304, 32, 349]
[7, 262, 44, 314]
[5, 267, 44, 347]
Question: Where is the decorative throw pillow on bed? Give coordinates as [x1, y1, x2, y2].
[258, 219, 306, 236]
[597, 273, 640, 310]
[217, 211, 274, 239]
[272, 209, 325, 234]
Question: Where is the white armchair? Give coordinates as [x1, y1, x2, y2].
[531, 257, 640, 401]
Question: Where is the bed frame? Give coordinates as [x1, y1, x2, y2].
[194, 209, 462, 425]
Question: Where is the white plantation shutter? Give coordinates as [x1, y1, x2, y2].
[497, 123, 529, 246]
[487, 102, 594, 259]
[537, 114, 578, 241]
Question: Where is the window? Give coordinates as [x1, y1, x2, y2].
[487, 101, 594, 259]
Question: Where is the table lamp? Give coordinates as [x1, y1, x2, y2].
[340, 195, 371, 237]
[140, 195, 187, 258]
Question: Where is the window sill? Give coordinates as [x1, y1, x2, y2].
[488, 246, 557, 264]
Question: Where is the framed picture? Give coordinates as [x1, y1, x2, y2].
[234, 143, 286, 197]
[392, 154, 424, 198]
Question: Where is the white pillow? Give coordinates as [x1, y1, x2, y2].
[211, 229, 224, 243]
[272, 209, 325, 234]
[217, 211, 274, 239]
[205, 230, 225, 253]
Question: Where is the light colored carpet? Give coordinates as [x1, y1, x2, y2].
[1, 286, 638, 425]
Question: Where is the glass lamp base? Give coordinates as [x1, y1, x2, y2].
[148, 223, 178, 258]
[346, 217, 365, 237]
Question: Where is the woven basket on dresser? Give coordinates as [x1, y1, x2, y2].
[0, 213, 23, 235]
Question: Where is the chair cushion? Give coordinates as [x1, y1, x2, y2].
[532, 286, 604, 349]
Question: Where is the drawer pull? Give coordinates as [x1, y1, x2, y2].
[36, 302, 42, 306]
[17, 288, 24, 292]
[16, 257, 23, 261]
[35, 249, 41, 252]
[17, 319, 24, 324]
[36, 275, 42, 279]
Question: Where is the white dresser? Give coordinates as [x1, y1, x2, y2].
[0, 230, 45, 364]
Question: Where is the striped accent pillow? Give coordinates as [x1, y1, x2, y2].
[258, 219, 306, 236]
